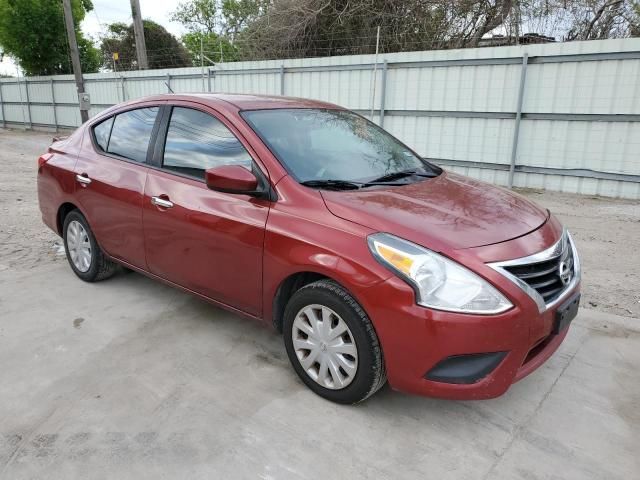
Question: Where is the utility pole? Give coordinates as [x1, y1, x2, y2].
[130, 0, 148, 69]
[62, 0, 89, 123]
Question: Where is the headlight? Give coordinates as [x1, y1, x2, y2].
[368, 233, 512, 314]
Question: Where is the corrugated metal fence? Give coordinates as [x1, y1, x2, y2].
[1, 38, 639, 199]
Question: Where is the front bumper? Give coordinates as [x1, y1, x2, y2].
[357, 275, 578, 400]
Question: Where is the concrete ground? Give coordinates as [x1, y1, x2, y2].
[1, 129, 639, 479]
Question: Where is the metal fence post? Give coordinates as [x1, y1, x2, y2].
[120, 76, 126, 102]
[0, 82, 5, 129]
[24, 78, 32, 128]
[50, 79, 59, 132]
[508, 53, 529, 188]
[207, 69, 212, 92]
[280, 65, 285, 95]
[211, 70, 216, 92]
[18, 77, 27, 129]
[379, 60, 388, 127]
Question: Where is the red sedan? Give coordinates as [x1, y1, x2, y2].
[37, 94, 581, 403]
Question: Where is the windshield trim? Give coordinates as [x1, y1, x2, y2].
[239, 107, 441, 184]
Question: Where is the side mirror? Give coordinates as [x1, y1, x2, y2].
[205, 165, 259, 194]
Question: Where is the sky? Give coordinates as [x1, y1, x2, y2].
[0, 0, 186, 75]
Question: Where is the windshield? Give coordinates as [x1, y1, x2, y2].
[241, 109, 439, 184]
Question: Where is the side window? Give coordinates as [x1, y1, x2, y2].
[107, 107, 159, 163]
[93, 116, 113, 152]
[162, 107, 253, 179]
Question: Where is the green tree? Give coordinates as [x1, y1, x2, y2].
[100, 20, 192, 71]
[0, 0, 100, 76]
[171, 0, 266, 58]
[182, 31, 239, 65]
[171, 0, 220, 34]
[221, 0, 267, 39]
[171, 0, 265, 35]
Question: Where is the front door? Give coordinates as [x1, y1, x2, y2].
[74, 105, 161, 269]
[143, 105, 270, 316]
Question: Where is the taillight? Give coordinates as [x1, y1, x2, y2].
[38, 153, 53, 169]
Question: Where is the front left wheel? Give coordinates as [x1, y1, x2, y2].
[283, 279, 386, 404]
[63, 210, 117, 282]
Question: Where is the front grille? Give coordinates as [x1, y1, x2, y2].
[502, 236, 575, 304]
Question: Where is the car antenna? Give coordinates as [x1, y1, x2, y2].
[165, 81, 174, 93]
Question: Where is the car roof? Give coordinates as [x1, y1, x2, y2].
[134, 93, 343, 111]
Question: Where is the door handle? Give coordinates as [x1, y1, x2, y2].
[151, 196, 174, 209]
[76, 174, 91, 185]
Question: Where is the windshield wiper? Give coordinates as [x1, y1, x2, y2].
[368, 168, 439, 184]
[301, 179, 407, 191]
[300, 179, 363, 190]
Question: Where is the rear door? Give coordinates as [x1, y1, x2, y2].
[74, 103, 163, 269]
[142, 103, 271, 316]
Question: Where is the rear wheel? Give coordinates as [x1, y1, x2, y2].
[283, 280, 386, 404]
[63, 210, 117, 282]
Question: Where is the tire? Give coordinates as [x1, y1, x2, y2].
[283, 279, 386, 404]
[62, 210, 118, 282]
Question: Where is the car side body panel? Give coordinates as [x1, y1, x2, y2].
[73, 149, 149, 269]
[37, 129, 84, 234]
[70, 100, 165, 269]
[143, 169, 270, 316]
[261, 176, 394, 324]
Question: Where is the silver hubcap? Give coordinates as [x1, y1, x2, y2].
[292, 304, 358, 390]
[66, 220, 92, 273]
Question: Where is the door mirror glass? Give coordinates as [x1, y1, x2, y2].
[205, 165, 259, 194]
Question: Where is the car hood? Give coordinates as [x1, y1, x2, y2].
[321, 171, 549, 250]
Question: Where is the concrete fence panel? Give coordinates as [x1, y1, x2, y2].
[1, 38, 639, 198]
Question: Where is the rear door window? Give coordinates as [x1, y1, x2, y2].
[162, 107, 253, 179]
[93, 117, 113, 152]
[107, 107, 159, 163]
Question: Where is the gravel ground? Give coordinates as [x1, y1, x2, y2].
[1, 128, 639, 318]
[0, 129, 62, 271]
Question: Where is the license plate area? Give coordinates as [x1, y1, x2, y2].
[553, 292, 580, 334]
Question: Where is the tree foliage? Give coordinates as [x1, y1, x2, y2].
[100, 20, 192, 70]
[171, 0, 266, 37]
[222, 0, 268, 38]
[634, 1, 640, 35]
[0, 0, 100, 75]
[536, 0, 640, 40]
[234, 0, 640, 60]
[1, 0, 638, 76]
[171, 0, 220, 34]
[171, 0, 265, 63]
[182, 31, 239, 65]
[234, 1, 511, 59]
